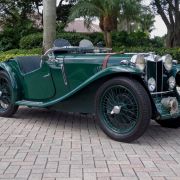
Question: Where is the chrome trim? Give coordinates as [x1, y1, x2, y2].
[56, 58, 64, 63]
[161, 59, 164, 97]
[173, 60, 178, 65]
[146, 54, 161, 62]
[125, 53, 150, 55]
[156, 60, 157, 93]
[145, 60, 148, 82]
[43, 73, 50, 78]
[151, 90, 173, 95]
[60, 64, 68, 86]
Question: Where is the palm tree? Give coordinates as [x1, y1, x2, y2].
[69, 0, 120, 47]
[119, 0, 142, 33]
[138, 12, 155, 34]
[43, 0, 57, 52]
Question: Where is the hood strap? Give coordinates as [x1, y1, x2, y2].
[102, 54, 111, 69]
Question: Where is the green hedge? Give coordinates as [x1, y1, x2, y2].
[112, 31, 164, 48]
[0, 47, 179, 62]
[20, 31, 161, 50]
[113, 47, 180, 60]
[19, 33, 43, 49]
[19, 32, 93, 49]
[0, 48, 42, 61]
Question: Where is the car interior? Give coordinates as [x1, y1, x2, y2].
[15, 39, 111, 74]
[16, 56, 42, 74]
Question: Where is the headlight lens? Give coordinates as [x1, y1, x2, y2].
[168, 76, 176, 90]
[162, 54, 173, 71]
[148, 78, 156, 92]
[131, 54, 145, 71]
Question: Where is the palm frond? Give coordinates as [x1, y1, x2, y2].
[68, 0, 103, 22]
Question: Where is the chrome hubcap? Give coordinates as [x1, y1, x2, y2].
[111, 106, 121, 115]
[0, 77, 11, 112]
[0, 100, 8, 109]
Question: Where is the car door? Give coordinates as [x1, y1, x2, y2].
[46, 55, 69, 98]
[23, 62, 55, 100]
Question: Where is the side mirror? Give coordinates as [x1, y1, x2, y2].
[41, 55, 49, 61]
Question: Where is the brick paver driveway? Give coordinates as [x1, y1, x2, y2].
[0, 107, 180, 180]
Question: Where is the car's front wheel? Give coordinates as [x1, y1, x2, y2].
[96, 77, 152, 142]
[0, 71, 18, 117]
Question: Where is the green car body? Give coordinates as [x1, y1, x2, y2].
[0, 53, 141, 110]
[0, 42, 180, 142]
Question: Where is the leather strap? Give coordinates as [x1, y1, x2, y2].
[102, 52, 124, 69]
[102, 54, 111, 69]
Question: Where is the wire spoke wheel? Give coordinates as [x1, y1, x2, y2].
[96, 77, 151, 142]
[0, 77, 11, 112]
[0, 71, 18, 117]
[100, 85, 139, 134]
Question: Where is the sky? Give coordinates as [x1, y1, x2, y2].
[56, 0, 167, 38]
[151, 15, 167, 38]
[142, 0, 167, 38]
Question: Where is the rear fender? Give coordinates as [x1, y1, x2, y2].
[0, 62, 19, 102]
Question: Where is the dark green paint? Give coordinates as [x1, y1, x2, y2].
[0, 52, 180, 121]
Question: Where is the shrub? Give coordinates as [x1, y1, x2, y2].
[19, 33, 43, 49]
[20, 32, 91, 49]
[0, 48, 42, 61]
[0, 47, 179, 63]
[19, 31, 166, 50]
[0, 19, 40, 51]
[112, 31, 161, 47]
[19, 32, 104, 49]
[113, 46, 180, 60]
[57, 32, 90, 46]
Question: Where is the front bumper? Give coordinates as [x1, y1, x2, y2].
[153, 94, 180, 120]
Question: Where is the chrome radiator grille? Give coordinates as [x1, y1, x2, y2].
[146, 60, 164, 92]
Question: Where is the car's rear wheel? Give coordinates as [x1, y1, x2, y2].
[95, 77, 152, 142]
[0, 71, 18, 117]
[155, 118, 180, 128]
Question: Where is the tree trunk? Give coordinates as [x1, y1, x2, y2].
[166, 28, 180, 48]
[103, 31, 108, 47]
[174, 29, 180, 47]
[174, 19, 180, 47]
[166, 29, 174, 48]
[43, 0, 57, 53]
[106, 32, 112, 48]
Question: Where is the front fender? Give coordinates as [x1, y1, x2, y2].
[0, 62, 19, 102]
[92, 65, 142, 81]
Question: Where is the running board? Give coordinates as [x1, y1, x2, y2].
[16, 100, 44, 107]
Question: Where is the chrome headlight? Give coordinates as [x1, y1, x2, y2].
[131, 54, 145, 71]
[148, 78, 156, 92]
[162, 54, 173, 71]
[168, 76, 176, 90]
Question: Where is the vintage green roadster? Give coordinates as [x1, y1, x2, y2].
[0, 39, 180, 142]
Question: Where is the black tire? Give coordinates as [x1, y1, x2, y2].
[0, 71, 19, 117]
[95, 77, 152, 143]
[155, 118, 180, 128]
